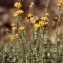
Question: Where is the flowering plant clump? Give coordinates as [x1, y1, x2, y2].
[27, 13, 33, 18]
[10, 33, 19, 41]
[14, 2, 22, 8]
[0, 0, 63, 63]
[34, 23, 41, 30]
[12, 27, 17, 31]
[19, 26, 25, 31]
[14, 10, 24, 17]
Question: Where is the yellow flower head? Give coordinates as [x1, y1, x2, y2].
[45, 22, 48, 25]
[10, 34, 19, 41]
[29, 5, 33, 8]
[15, 34, 19, 38]
[31, 2, 34, 6]
[34, 23, 40, 30]
[12, 27, 17, 31]
[10, 36, 15, 41]
[45, 13, 49, 16]
[29, 2, 34, 8]
[13, 10, 24, 17]
[14, 12, 18, 17]
[14, 2, 22, 8]
[40, 17, 48, 21]
[34, 16, 39, 21]
[19, 26, 25, 31]
[39, 21, 45, 26]
[27, 13, 33, 18]
[18, 10, 24, 14]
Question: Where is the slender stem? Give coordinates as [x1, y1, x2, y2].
[55, 8, 63, 62]
[44, 0, 50, 15]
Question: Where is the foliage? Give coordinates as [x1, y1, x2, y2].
[0, 0, 63, 63]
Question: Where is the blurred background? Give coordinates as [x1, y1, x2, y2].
[0, 0, 16, 41]
[0, 0, 63, 42]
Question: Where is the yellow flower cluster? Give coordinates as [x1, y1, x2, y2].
[40, 17, 48, 21]
[27, 13, 33, 18]
[34, 16, 39, 21]
[19, 26, 25, 31]
[33, 16, 49, 30]
[34, 23, 40, 30]
[39, 21, 45, 26]
[31, 2, 34, 5]
[12, 27, 17, 31]
[14, 10, 24, 17]
[45, 13, 49, 16]
[29, 2, 34, 8]
[14, 2, 22, 8]
[39, 21, 48, 26]
[38, 16, 48, 27]
[10, 34, 19, 41]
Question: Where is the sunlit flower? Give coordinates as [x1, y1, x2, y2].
[12, 27, 17, 31]
[34, 23, 40, 30]
[10, 36, 15, 41]
[39, 21, 45, 26]
[18, 10, 24, 14]
[45, 13, 49, 16]
[14, 12, 18, 17]
[29, 2, 34, 8]
[29, 5, 33, 8]
[31, 2, 34, 5]
[45, 22, 48, 25]
[13, 10, 24, 17]
[13, 34, 19, 39]
[10, 34, 19, 41]
[19, 26, 25, 31]
[15, 34, 19, 38]
[40, 17, 48, 21]
[27, 13, 33, 18]
[34, 16, 39, 21]
[14, 2, 22, 8]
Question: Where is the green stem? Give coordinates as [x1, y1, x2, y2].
[55, 8, 63, 63]
[44, 0, 50, 15]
